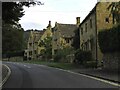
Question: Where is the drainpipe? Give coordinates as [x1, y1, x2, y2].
[95, 7, 98, 68]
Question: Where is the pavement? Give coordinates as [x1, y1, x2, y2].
[1, 64, 11, 88]
[71, 68, 120, 84]
[2, 65, 9, 81]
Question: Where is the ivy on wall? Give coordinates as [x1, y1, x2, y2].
[98, 24, 120, 53]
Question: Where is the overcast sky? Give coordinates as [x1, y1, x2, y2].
[19, 0, 98, 30]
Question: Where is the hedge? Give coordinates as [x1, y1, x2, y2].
[98, 24, 120, 53]
[3, 51, 24, 58]
[74, 49, 93, 64]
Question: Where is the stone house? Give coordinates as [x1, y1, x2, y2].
[79, 2, 115, 67]
[26, 30, 44, 60]
[37, 21, 52, 56]
[52, 17, 80, 56]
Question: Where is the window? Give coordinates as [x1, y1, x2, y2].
[105, 17, 109, 23]
[29, 51, 32, 55]
[90, 19, 92, 28]
[87, 41, 89, 51]
[85, 23, 87, 32]
[35, 42, 38, 44]
[90, 39, 93, 50]
[54, 50, 57, 54]
[34, 50, 37, 54]
[81, 27, 83, 35]
[65, 38, 70, 43]
[84, 42, 87, 51]
[84, 41, 89, 51]
[29, 43, 32, 46]
[54, 38, 57, 41]
[81, 44, 83, 50]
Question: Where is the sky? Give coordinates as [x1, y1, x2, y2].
[19, 0, 98, 30]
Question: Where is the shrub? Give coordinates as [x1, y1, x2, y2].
[54, 50, 63, 62]
[74, 49, 93, 64]
[54, 47, 74, 62]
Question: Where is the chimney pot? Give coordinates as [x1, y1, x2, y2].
[76, 17, 80, 26]
[49, 21, 51, 26]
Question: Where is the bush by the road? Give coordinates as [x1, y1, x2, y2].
[74, 49, 93, 64]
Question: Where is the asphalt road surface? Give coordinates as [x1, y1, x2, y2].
[2, 62, 119, 88]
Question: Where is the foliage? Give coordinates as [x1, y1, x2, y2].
[6, 51, 24, 58]
[39, 36, 52, 59]
[2, 1, 43, 58]
[98, 24, 120, 53]
[54, 47, 74, 62]
[74, 49, 93, 64]
[2, 1, 43, 25]
[23, 30, 31, 49]
[72, 28, 80, 49]
[54, 50, 64, 62]
[2, 23, 24, 55]
[107, 1, 120, 24]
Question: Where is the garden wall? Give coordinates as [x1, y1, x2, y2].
[102, 52, 119, 70]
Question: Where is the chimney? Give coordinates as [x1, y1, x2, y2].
[76, 17, 80, 26]
[49, 21, 51, 27]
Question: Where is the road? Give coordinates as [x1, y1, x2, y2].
[2, 62, 119, 88]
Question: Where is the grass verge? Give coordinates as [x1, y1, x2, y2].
[23, 60, 81, 70]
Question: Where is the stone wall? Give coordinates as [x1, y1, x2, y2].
[102, 52, 120, 70]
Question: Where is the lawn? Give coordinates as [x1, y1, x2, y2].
[3, 57, 81, 70]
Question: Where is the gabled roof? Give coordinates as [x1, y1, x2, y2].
[56, 23, 77, 38]
[28, 30, 44, 43]
[34, 30, 45, 42]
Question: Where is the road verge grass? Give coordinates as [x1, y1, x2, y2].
[23, 60, 81, 70]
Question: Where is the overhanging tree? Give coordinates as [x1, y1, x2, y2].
[2, 1, 43, 58]
[72, 28, 80, 50]
[108, 1, 120, 24]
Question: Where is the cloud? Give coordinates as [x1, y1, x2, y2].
[20, 22, 46, 30]
[19, 0, 98, 30]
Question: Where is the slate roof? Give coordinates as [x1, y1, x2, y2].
[57, 23, 77, 38]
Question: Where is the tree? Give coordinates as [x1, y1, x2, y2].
[2, 1, 43, 58]
[2, 22, 24, 58]
[108, 1, 120, 24]
[39, 36, 52, 60]
[72, 28, 80, 50]
[2, 1, 43, 25]
[54, 46, 74, 62]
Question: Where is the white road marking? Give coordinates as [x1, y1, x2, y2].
[43, 65, 120, 87]
[4, 62, 119, 87]
[23, 64, 31, 69]
[33, 64, 47, 67]
[0, 64, 11, 88]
